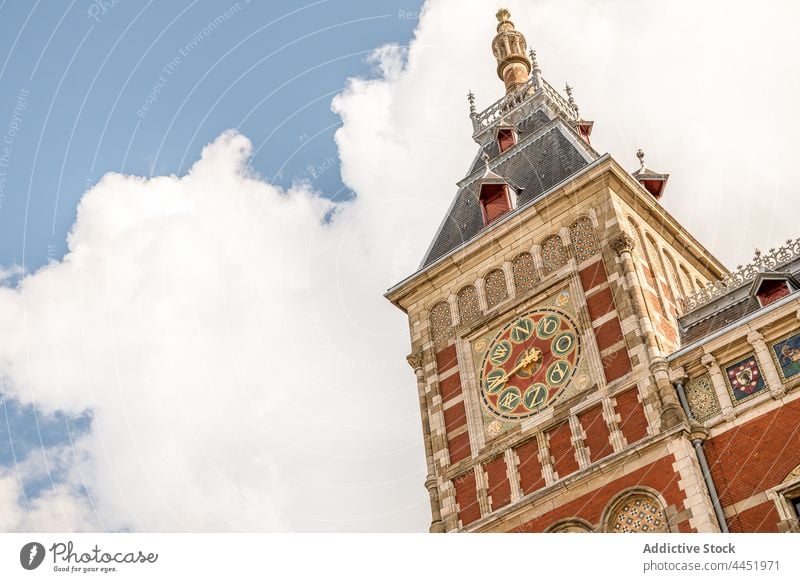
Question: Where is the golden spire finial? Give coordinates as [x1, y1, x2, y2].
[496, 8, 511, 25]
[491, 9, 531, 93]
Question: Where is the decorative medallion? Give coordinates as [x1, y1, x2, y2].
[477, 307, 581, 420]
[555, 290, 571, 307]
[486, 420, 503, 439]
[724, 355, 766, 403]
[771, 331, 800, 382]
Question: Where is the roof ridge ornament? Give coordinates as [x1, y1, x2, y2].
[529, 49, 543, 90]
[683, 237, 800, 311]
[565, 83, 579, 118]
[636, 147, 646, 171]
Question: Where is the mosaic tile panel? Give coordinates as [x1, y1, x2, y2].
[611, 496, 668, 533]
[484, 269, 508, 309]
[457, 285, 481, 325]
[569, 217, 600, 262]
[684, 375, 721, 421]
[771, 331, 800, 381]
[724, 354, 767, 404]
[512, 252, 538, 294]
[541, 235, 568, 275]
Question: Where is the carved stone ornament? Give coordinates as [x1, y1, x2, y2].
[406, 352, 425, 371]
[609, 232, 636, 256]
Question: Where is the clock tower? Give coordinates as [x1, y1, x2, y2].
[386, 9, 734, 533]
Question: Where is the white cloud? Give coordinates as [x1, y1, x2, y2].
[1, 0, 799, 531]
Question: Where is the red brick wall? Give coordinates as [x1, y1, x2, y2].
[579, 259, 608, 290]
[615, 387, 649, 444]
[435, 344, 458, 372]
[579, 405, 613, 463]
[485, 457, 512, 511]
[515, 439, 545, 495]
[439, 372, 462, 401]
[447, 431, 471, 465]
[585, 287, 615, 320]
[704, 405, 800, 532]
[443, 401, 466, 433]
[511, 454, 687, 532]
[728, 502, 780, 533]
[453, 470, 481, 527]
[435, 345, 472, 464]
[548, 423, 579, 479]
[579, 258, 632, 383]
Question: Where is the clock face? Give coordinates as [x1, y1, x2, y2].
[478, 308, 581, 420]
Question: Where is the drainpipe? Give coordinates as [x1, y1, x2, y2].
[674, 380, 729, 533]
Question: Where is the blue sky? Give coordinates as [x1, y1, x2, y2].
[0, 0, 421, 525]
[0, 0, 420, 273]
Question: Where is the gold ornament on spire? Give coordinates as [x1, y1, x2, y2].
[491, 9, 532, 93]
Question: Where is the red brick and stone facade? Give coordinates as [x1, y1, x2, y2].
[387, 9, 800, 534]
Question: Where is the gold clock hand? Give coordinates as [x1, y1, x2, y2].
[504, 347, 541, 378]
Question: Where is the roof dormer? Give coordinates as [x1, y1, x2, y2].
[632, 149, 669, 199]
[477, 154, 519, 226]
[494, 122, 518, 154]
[748, 270, 799, 307]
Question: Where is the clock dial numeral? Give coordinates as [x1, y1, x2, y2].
[536, 314, 561, 339]
[485, 369, 508, 394]
[552, 331, 576, 356]
[497, 387, 521, 413]
[546, 360, 571, 386]
[523, 383, 548, 410]
[510, 318, 534, 343]
[489, 340, 512, 365]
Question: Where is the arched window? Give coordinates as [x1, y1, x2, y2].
[604, 490, 669, 533]
[457, 285, 481, 325]
[484, 269, 508, 309]
[679, 265, 694, 293]
[541, 235, 568, 275]
[429, 302, 454, 348]
[512, 252, 537, 294]
[569, 216, 600, 262]
[663, 250, 684, 299]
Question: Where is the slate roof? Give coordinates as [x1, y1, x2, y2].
[678, 268, 800, 345]
[421, 112, 591, 268]
[679, 297, 762, 345]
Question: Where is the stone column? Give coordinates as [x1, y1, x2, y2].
[650, 356, 686, 428]
[746, 330, 786, 399]
[609, 232, 659, 361]
[701, 353, 735, 421]
[530, 243, 545, 280]
[610, 232, 682, 428]
[407, 352, 445, 532]
[475, 277, 489, 313]
[501, 261, 517, 300]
